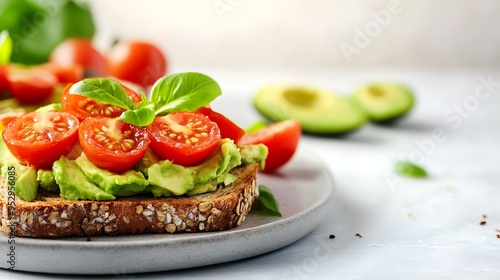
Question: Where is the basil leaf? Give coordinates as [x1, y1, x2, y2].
[395, 161, 428, 178]
[0, 30, 12, 65]
[251, 185, 282, 217]
[2, 0, 95, 65]
[118, 101, 156, 127]
[246, 121, 268, 133]
[151, 72, 221, 115]
[69, 78, 135, 110]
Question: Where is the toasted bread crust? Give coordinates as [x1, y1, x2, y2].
[0, 164, 259, 238]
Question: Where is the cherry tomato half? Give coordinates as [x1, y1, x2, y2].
[50, 38, 108, 78]
[239, 119, 301, 172]
[62, 83, 141, 121]
[195, 106, 245, 142]
[41, 63, 84, 84]
[2, 111, 79, 169]
[4, 65, 57, 104]
[108, 41, 167, 88]
[79, 118, 150, 173]
[147, 112, 221, 166]
[0, 113, 21, 131]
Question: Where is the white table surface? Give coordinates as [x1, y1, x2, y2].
[2, 68, 500, 279]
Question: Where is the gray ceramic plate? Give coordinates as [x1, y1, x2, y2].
[0, 146, 333, 275]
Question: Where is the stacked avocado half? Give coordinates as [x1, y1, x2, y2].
[253, 83, 414, 135]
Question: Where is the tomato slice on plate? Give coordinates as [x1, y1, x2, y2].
[5, 65, 57, 104]
[147, 112, 221, 166]
[195, 106, 245, 142]
[2, 111, 79, 169]
[79, 117, 150, 173]
[239, 119, 301, 172]
[62, 83, 141, 121]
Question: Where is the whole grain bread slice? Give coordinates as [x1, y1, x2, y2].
[0, 163, 259, 238]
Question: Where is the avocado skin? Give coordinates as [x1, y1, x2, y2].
[254, 85, 367, 135]
[53, 156, 115, 201]
[75, 154, 149, 197]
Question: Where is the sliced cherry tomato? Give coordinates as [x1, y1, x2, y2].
[0, 113, 21, 131]
[147, 112, 221, 166]
[50, 39, 108, 77]
[108, 41, 167, 88]
[239, 119, 301, 172]
[195, 106, 245, 142]
[79, 117, 150, 173]
[2, 111, 79, 169]
[5, 65, 57, 104]
[62, 83, 141, 121]
[41, 63, 84, 84]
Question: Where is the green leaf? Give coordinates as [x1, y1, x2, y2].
[1, 0, 95, 65]
[118, 101, 156, 127]
[69, 78, 135, 110]
[251, 185, 282, 217]
[395, 161, 428, 178]
[0, 30, 12, 65]
[151, 72, 222, 115]
[246, 121, 268, 133]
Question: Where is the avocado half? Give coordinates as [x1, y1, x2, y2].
[253, 85, 367, 135]
[352, 83, 414, 123]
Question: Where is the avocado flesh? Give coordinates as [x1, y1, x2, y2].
[147, 139, 243, 196]
[37, 169, 59, 192]
[0, 138, 38, 201]
[53, 156, 115, 201]
[254, 85, 367, 134]
[353, 83, 414, 122]
[75, 154, 149, 197]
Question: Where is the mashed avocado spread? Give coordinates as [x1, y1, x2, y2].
[0, 138, 267, 201]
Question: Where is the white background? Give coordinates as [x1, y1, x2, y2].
[91, 0, 500, 71]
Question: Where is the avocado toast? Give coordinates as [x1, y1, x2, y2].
[0, 72, 269, 238]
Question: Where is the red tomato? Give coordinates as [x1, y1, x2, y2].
[0, 66, 6, 93]
[5, 65, 57, 104]
[195, 106, 245, 142]
[50, 39, 108, 77]
[0, 113, 21, 131]
[147, 112, 221, 166]
[79, 117, 150, 173]
[108, 41, 167, 88]
[41, 63, 84, 84]
[62, 83, 141, 121]
[2, 111, 79, 169]
[239, 119, 301, 172]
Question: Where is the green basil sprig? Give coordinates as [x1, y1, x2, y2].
[0, 30, 12, 65]
[69, 78, 135, 110]
[251, 185, 282, 217]
[69, 72, 221, 127]
[151, 72, 221, 115]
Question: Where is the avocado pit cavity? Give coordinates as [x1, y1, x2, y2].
[283, 88, 317, 107]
